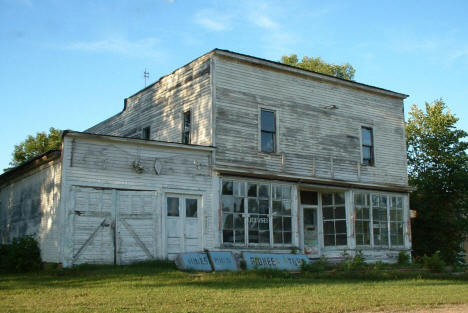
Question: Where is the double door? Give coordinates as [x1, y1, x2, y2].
[166, 194, 202, 259]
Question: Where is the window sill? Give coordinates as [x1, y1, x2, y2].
[257, 151, 282, 157]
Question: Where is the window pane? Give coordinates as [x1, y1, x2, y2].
[274, 231, 283, 244]
[361, 127, 372, 146]
[335, 206, 346, 219]
[223, 230, 233, 243]
[323, 221, 335, 235]
[282, 200, 291, 215]
[273, 216, 282, 231]
[259, 200, 269, 214]
[223, 214, 233, 229]
[283, 232, 292, 244]
[222, 181, 233, 195]
[261, 132, 275, 153]
[234, 214, 244, 230]
[324, 235, 335, 246]
[273, 200, 282, 214]
[261, 110, 275, 132]
[248, 183, 257, 197]
[259, 185, 269, 198]
[335, 193, 345, 205]
[259, 231, 270, 243]
[167, 197, 179, 216]
[233, 181, 245, 197]
[323, 207, 334, 219]
[248, 199, 259, 213]
[335, 221, 347, 234]
[300, 191, 318, 205]
[283, 217, 291, 231]
[234, 198, 244, 213]
[282, 186, 291, 199]
[362, 147, 372, 163]
[275, 186, 282, 200]
[322, 193, 333, 205]
[222, 195, 234, 212]
[259, 215, 269, 230]
[336, 234, 347, 246]
[185, 199, 197, 217]
[249, 231, 259, 243]
[235, 230, 245, 243]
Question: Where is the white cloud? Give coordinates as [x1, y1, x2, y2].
[63, 37, 161, 58]
[251, 14, 278, 30]
[194, 9, 231, 31]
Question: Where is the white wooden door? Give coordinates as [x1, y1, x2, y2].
[72, 187, 115, 265]
[116, 190, 157, 265]
[166, 195, 202, 259]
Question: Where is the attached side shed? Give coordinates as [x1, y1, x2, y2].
[0, 132, 215, 267]
[0, 150, 62, 262]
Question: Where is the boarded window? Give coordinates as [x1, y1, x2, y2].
[182, 110, 191, 144]
[261, 109, 276, 153]
[361, 127, 374, 165]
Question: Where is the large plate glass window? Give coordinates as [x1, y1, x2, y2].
[372, 195, 388, 246]
[354, 192, 405, 247]
[354, 193, 370, 245]
[322, 192, 347, 246]
[390, 196, 404, 246]
[272, 185, 292, 245]
[221, 179, 292, 247]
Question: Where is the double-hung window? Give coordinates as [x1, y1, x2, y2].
[222, 179, 292, 247]
[361, 127, 374, 165]
[261, 109, 276, 153]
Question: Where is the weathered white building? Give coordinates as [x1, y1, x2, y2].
[0, 49, 411, 267]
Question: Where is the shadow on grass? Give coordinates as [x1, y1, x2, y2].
[1, 262, 467, 292]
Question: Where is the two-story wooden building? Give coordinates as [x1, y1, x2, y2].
[0, 49, 411, 267]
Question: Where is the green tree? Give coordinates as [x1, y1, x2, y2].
[281, 54, 355, 80]
[407, 99, 468, 264]
[9, 128, 62, 168]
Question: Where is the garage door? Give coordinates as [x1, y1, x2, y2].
[72, 187, 157, 265]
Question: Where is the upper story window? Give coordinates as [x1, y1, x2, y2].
[261, 109, 276, 153]
[182, 110, 191, 144]
[361, 127, 374, 165]
[142, 126, 151, 140]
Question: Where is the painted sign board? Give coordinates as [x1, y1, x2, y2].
[242, 252, 310, 271]
[175, 252, 212, 272]
[208, 251, 238, 271]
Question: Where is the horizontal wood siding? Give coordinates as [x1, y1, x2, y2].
[214, 56, 408, 188]
[87, 56, 213, 146]
[60, 135, 214, 266]
[0, 160, 62, 262]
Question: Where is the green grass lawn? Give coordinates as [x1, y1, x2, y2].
[1, 262, 467, 313]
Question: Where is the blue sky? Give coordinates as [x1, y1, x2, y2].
[1, 0, 467, 170]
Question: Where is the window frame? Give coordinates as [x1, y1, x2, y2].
[321, 192, 348, 248]
[353, 191, 406, 248]
[259, 108, 278, 154]
[142, 126, 151, 140]
[221, 179, 293, 248]
[361, 126, 374, 166]
[182, 109, 192, 144]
